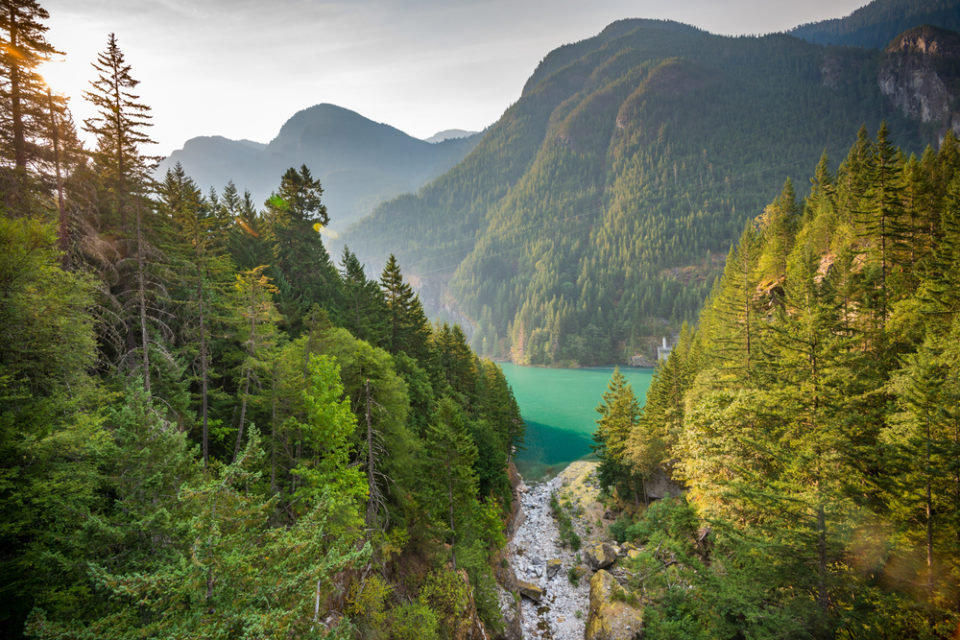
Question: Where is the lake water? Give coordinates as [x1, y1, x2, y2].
[499, 363, 654, 480]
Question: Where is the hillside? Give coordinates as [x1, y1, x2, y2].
[159, 104, 481, 229]
[791, 0, 960, 49]
[342, 17, 952, 365]
[592, 126, 960, 638]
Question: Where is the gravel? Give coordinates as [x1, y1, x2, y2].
[508, 473, 591, 640]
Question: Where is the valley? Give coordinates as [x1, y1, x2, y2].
[5, 0, 960, 638]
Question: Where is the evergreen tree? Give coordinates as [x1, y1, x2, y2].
[82, 32, 155, 233]
[425, 398, 478, 570]
[858, 123, 907, 325]
[380, 253, 430, 360]
[83, 34, 167, 395]
[340, 246, 388, 347]
[0, 0, 62, 211]
[593, 367, 643, 503]
[264, 166, 341, 334]
[158, 164, 235, 465]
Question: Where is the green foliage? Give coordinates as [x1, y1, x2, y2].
[419, 569, 474, 640]
[1, 7, 523, 638]
[627, 126, 960, 637]
[549, 492, 582, 551]
[593, 367, 645, 503]
[388, 600, 439, 640]
[344, 19, 933, 365]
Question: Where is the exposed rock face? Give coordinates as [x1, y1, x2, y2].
[586, 543, 619, 571]
[644, 468, 684, 501]
[586, 570, 644, 640]
[879, 26, 960, 135]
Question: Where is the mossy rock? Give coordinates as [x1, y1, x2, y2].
[585, 570, 643, 640]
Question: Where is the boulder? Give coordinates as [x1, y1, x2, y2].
[585, 542, 618, 570]
[517, 580, 545, 602]
[645, 468, 684, 500]
[586, 570, 644, 640]
[547, 558, 563, 579]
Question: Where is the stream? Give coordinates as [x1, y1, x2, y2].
[507, 466, 594, 640]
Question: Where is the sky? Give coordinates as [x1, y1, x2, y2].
[39, 0, 870, 156]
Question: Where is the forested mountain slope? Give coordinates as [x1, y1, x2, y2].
[343, 16, 951, 365]
[592, 126, 960, 638]
[791, 0, 960, 49]
[160, 104, 481, 229]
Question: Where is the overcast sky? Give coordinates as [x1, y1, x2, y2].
[40, 0, 869, 156]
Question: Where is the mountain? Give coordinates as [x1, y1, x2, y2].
[790, 0, 960, 49]
[159, 104, 482, 229]
[341, 15, 957, 366]
[425, 129, 479, 143]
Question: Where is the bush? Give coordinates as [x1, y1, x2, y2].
[390, 601, 439, 640]
[550, 491, 582, 550]
[610, 497, 697, 544]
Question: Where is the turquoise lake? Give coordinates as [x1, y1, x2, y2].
[499, 363, 654, 480]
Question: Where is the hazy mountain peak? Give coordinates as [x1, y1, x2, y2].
[159, 103, 481, 229]
[425, 129, 478, 143]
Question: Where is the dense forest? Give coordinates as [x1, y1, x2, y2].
[791, 0, 960, 48]
[593, 126, 960, 638]
[0, 2, 523, 638]
[343, 12, 953, 366]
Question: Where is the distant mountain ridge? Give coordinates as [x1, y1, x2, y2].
[159, 104, 481, 229]
[425, 129, 479, 143]
[341, 6, 958, 366]
[790, 0, 960, 48]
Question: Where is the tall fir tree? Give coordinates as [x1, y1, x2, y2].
[0, 0, 63, 212]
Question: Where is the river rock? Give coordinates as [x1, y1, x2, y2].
[586, 542, 618, 570]
[586, 570, 643, 640]
[517, 580, 545, 602]
[547, 558, 563, 579]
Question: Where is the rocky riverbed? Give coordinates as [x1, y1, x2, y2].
[506, 461, 611, 640]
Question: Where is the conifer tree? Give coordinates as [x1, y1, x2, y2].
[425, 398, 479, 570]
[83, 34, 165, 393]
[264, 165, 341, 333]
[83, 32, 155, 233]
[858, 123, 906, 325]
[340, 246, 388, 347]
[0, 0, 62, 211]
[593, 367, 643, 503]
[158, 164, 235, 466]
[380, 253, 430, 360]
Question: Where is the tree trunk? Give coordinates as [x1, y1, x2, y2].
[234, 286, 258, 461]
[365, 379, 378, 527]
[9, 8, 26, 174]
[197, 263, 209, 467]
[47, 90, 67, 262]
[448, 461, 457, 571]
[135, 202, 151, 393]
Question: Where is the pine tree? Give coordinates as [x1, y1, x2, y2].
[594, 367, 643, 503]
[0, 0, 63, 211]
[83, 32, 155, 233]
[83, 34, 165, 394]
[264, 165, 341, 333]
[858, 123, 907, 325]
[158, 164, 235, 466]
[233, 265, 280, 462]
[340, 246, 388, 347]
[425, 397, 479, 570]
[380, 253, 430, 360]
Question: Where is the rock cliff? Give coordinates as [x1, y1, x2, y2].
[879, 25, 960, 135]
